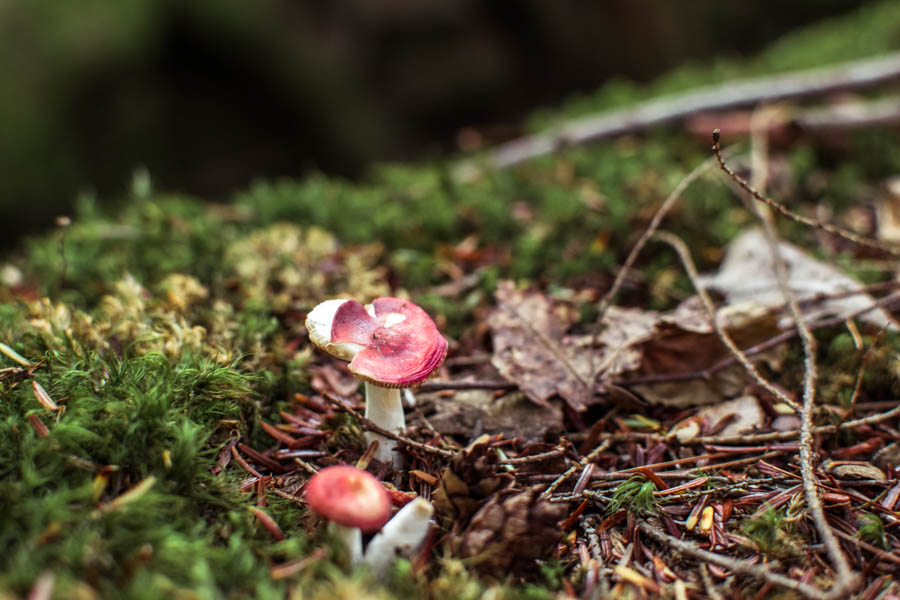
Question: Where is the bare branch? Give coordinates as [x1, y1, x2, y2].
[713, 129, 900, 256]
[717, 132, 860, 594]
[640, 523, 828, 600]
[483, 52, 900, 168]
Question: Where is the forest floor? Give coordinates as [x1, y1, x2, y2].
[3, 3, 900, 599]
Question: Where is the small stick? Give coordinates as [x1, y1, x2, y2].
[541, 439, 611, 499]
[716, 130, 860, 594]
[293, 458, 319, 475]
[322, 393, 456, 458]
[713, 129, 900, 256]
[503, 447, 568, 465]
[640, 522, 828, 600]
[832, 527, 900, 567]
[482, 51, 900, 169]
[418, 380, 517, 392]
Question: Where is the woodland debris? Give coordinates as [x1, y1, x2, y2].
[702, 229, 898, 330]
[457, 485, 568, 574]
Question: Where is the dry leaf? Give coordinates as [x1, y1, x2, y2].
[671, 395, 765, 443]
[702, 229, 897, 330]
[824, 461, 887, 480]
[629, 299, 784, 407]
[489, 281, 591, 410]
[488, 282, 655, 410]
[490, 281, 785, 409]
[699, 395, 765, 436]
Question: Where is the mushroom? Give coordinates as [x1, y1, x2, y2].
[364, 497, 434, 577]
[304, 465, 392, 565]
[306, 297, 448, 464]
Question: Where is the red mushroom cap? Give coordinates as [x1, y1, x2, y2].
[327, 297, 448, 388]
[304, 465, 392, 532]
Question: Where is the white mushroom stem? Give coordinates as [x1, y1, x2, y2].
[364, 498, 434, 577]
[364, 383, 405, 464]
[330, 522, 363, 566]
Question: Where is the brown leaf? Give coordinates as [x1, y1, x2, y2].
[702, 228, 897, 330]
[488, 282, 654, 410]
[490, 281, 786, 410]
[671, 395, 765, 442]
[489, 281, 590, 409]
[823, 461, 887, 480]
[629, 299, 783, 407]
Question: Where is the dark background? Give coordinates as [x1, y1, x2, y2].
[0, 0, 876, 245]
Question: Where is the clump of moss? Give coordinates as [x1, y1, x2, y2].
[224, 223, 389, 312]
[740, 507, 803, 558]
[607, 476, 658, 516]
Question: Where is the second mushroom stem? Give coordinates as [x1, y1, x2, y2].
[331, 522, 363, 566]
[364, 383, 404, 465]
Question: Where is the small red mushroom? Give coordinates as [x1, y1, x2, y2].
[306, 297, 448, 464]
[304, 465, 392, 564]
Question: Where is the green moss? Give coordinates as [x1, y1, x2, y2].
[607, 476, 658, 516]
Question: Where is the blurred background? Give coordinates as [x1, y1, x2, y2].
[0, 0, 880, 246]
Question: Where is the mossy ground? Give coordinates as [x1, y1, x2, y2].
[3, 3, 900, 598]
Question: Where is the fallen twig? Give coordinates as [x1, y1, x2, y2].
[693, 403, 900, 445]
[541, 440, 611, 499]
[639, 522, 829, 600]
[418, 380, 517, 392]
[713, 129, 900, 256]
[717, 130, 861, 595]
[322, 393, 457, 458]
[480, 52, 900, 169]
[503, 447, 568, 465]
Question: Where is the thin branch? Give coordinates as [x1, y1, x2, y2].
[713, 129, 900, 256]
[481, 51, 900, 169]
[503, 447, 568, 465]
[717, 131, 860, 594]
[640, 522, 828, 600]
[418, 380, 517, 392]
[795, 95, 900, 133]
[321, 393, 456, 458]
[694, 403, 900, 445]
[541, 439, 611, 499]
